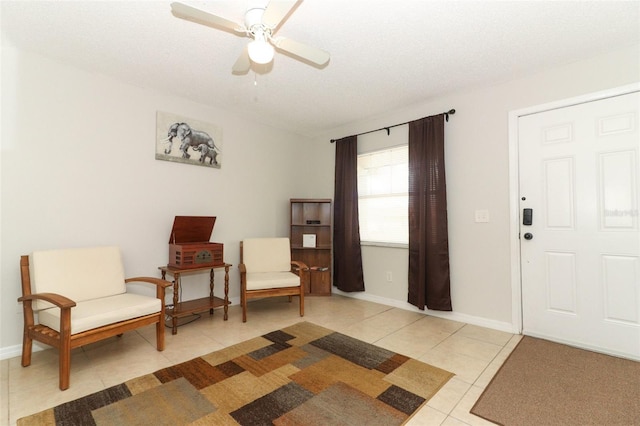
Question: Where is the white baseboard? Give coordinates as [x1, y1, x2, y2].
[1, 344, 23, 361]
[332, 289, 519, 334]
[0, 341, 50, 361]
[1, 294, 517, 360]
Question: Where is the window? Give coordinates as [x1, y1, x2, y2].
[357, 145, 408, 245]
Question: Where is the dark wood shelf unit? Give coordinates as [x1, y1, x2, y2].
[290, 198, 332, 296]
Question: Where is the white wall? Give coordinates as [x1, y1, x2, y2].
[311, 45, 640, 332]
[2, 40, 638, 357]
[0, 45, 319, 356]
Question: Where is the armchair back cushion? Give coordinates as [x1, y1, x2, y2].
[242, 238, 292, 273]
[30, 246, 126, 311]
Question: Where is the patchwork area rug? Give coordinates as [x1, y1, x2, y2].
[19, 321, 453, 425]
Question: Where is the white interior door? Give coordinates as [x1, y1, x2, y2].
[519, 91, 640, 360]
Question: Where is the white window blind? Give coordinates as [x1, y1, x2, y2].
[357, 145, 408, 245]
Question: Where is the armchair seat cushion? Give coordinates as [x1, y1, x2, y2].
[246, 271, 301, 291]
[38, 293, 162, 335]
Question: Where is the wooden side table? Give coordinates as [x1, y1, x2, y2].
[159, 263, 231, 335]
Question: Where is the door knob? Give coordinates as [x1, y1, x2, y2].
[524, 233, 533, 240]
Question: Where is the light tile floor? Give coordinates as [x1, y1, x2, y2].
[1, 295, 521, 425]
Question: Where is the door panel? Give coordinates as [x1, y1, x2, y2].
[519, 91, 640, 360]
[543, 157, 575, 229]
[602, 255, 639, 324]
[545, 251, 577, 314]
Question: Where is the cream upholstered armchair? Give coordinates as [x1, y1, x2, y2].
[18, 246, 171, 390]
[238, 238, 307, 322]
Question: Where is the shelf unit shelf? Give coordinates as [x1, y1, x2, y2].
[166, 296, 227, 319]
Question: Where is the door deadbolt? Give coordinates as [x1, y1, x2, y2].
[523, 208, 533, 225]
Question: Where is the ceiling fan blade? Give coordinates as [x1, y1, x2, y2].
[262, 0, 299, 31]
[232, 46, 251, 74]
[274, 38, 330, 66]
[171, 2, 245, 34]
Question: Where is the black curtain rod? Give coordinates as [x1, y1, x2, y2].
[330, 109, 455, 143]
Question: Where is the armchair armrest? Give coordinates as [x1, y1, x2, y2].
[238, 264, 247, 292]
[18, 292, 76, 309]
[125, 277, 172, 288]
[125, 276, 172, 300]
[291, 260, 309, 271]
[18, 293, 76, 334]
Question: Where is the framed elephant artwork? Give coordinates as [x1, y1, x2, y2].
[155, 111, 222, 169]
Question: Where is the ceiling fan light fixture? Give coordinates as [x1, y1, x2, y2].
[248, 32, 274, 64]
[171, 2, 330, 73]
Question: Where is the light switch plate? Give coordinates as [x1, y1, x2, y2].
[475, 209, 490, 223]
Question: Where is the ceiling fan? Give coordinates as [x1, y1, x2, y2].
[170, 1, 330, 73]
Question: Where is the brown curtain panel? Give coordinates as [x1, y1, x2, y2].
[408, 114, 452, 311]
[333, 135, 365, 292]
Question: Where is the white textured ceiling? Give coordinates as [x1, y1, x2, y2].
[2, 1, 639, 136]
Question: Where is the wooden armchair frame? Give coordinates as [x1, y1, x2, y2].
[18, 255, 171, 390]
[238, 240, 307, 323]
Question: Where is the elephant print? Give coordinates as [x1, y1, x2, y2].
[163, 122, 221, 165]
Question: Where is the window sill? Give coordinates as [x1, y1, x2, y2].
[361, 241, 408, 249]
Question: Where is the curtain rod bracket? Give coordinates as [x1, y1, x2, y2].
[444, 109, 456, 122]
